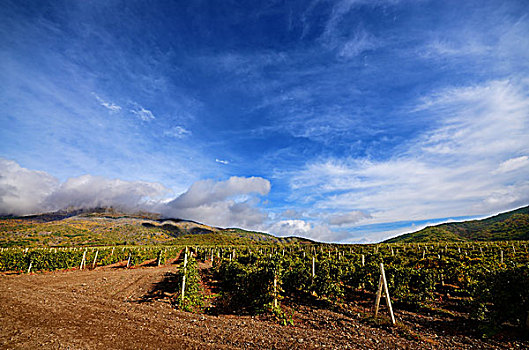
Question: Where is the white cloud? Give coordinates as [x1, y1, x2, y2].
[0, 159, 271, 230]
[266, 219, 349, 242]
[339, 29, 378, 58]
[0, 158, 59, 215]
[268, 219, 312, 236]
[92, 93, 122, 112]
[44, 175, 168, 212]
[166, 176, 270, 209]
[494, 156, 529, 174]
[420, 39, 490, 58]
[164, 126, 191, 138]
[0, 158, 168, 215]
[215, 159, 230, 165]
[287, 79, 529, 237]
[161, 199, 268, 229]
[131, 106, 155, 121]
[328, 210, 371, 226]
[158, 176, 271, 228]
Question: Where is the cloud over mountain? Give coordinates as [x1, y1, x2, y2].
[0, 158, 168, 215]
[0, 159, 271, 230]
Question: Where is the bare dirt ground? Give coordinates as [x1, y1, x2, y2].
[0, 261, 526, 349]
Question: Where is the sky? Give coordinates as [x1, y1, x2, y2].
[1, 0, 529, 243]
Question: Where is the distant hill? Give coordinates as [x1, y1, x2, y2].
[384, 205, 529, 243]
[0, 207, 314, 247]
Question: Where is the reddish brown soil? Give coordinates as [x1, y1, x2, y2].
[0, 262, 526, 349]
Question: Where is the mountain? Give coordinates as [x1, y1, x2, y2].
[0, 208, 314, 247]
[384, 205, 529, 243]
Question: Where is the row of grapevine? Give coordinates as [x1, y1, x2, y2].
[0, 246, 183, 272]
[199, 242, 528, 329]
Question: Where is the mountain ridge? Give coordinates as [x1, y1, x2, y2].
[0, 207, 314, 247]
[384, 205, 529, 243]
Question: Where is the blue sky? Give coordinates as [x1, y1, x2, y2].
[1, 0, 529, 242]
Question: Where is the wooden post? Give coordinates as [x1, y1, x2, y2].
[374, 263, 396, 325]
[312, 256, 315, 278]
[110, 247, 115, 256]
[181, 251, 188, 302]
[374, 274, 383, 317]
[27, 261, 32, 274]
[500, 250, 504, 264]
[126, 253, 131, 268]
[361, 254, 365, 267]
[181, 274, 186, 302]
[80, 250, 87, 270]
[92, 250, 99, 269]
[157, 250, 163, 266]
[381, 263, 396, 325]
[273, 274, 278, 308]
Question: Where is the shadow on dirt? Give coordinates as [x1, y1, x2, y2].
[136, 272, 180, 303]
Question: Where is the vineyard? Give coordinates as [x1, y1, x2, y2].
[2, 240, 528, 338]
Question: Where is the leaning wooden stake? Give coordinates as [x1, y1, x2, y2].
[126, 253, 131, 268]
[80, 250, 87, 270]
[181, 252, 188, 302]
[374, 274, 383, 317]
[92, 250, 99, 269]
[374, 263, 396, 325]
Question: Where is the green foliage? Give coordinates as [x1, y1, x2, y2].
[0, 246, 182, 272]
[175, 253, 205, 312]
[311, 258, 345, 299]
[215, 257, 279, 313]
[471, 264, 529, 329]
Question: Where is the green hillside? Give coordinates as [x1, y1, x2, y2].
[384, 205, 529, 243]
[0, 208, 313, 247]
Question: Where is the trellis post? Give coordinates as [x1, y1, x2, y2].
[374, 263, 396, 325]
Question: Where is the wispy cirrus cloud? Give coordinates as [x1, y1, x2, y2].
[92, 93, 122, 113]
[494, 156, 529, 174]
[164, 126, 191, 138]
[286, 79, 529, 240]
[131, 106, 156, 121]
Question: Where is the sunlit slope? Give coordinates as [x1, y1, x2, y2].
[0, 208, 313, 247]
[384, 205, 529, 243]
